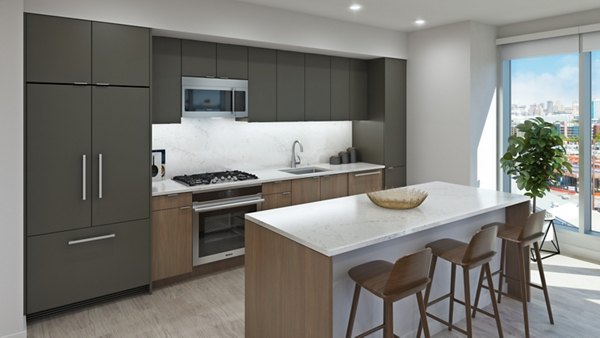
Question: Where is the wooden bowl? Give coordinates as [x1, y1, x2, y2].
[367, 188, 428, 209]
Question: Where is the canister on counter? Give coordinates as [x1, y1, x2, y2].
[329, 155, 342, 165]
[347, 147, 357, 163]
[339, 151, 350, 164]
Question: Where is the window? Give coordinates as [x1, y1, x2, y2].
[509, 54, 580, 229]
[592, 51, 600, 232]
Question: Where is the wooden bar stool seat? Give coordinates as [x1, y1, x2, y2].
[473, 210, 554, 338]
[417, 226, 503, 338]
[346, 249, 432, 338]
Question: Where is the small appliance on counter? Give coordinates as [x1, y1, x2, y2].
[151, 149, 166, 181]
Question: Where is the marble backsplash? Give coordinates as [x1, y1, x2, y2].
[152, 117, 352, 177]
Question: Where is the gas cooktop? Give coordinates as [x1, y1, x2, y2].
[172, 170, 258, 186]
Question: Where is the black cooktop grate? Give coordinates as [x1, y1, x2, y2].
[172, 170, 258, 186]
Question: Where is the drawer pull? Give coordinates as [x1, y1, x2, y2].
[167, 193, 179, 197]
[180, 206, 191, 210]
[354, 171, 381, 177]
[68, 234, 116, 245]
[281, 191, 291, 195]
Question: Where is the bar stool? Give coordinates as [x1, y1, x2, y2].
[472, 210, 553, 338]
[346, 248, 432, 338]
[417, 226, 503, 338]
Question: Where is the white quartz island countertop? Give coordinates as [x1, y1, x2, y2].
[151, 162, 384, 196]
[245, 181, 529, 257]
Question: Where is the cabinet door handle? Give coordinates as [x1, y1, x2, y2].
[232, 88, 236, 114]
[95, 83, 110, 86]
[354, 171, 381, 177]
[180, 206, 191, 210]
[167, 193, 179, 197]
[98, 153, 103, 199]
[281, 191, 291, 195]
[82, 155, 87, 201]
[73, 82, 88, 86]
[68, 233, 115, 245]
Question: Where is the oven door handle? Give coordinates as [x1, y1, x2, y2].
[192, 197, 265, 213]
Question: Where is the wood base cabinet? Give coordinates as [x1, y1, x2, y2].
[262, 181, 292, 210]
[320, 174, 348, 200]
[348, 170, 384, 195]
[291, 177, 320, 205]
[151, 193, 193, 281]
[26, 219, 150, 314]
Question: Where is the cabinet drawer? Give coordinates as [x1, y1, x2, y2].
[348, 170, 383, 195]
[152, 193, 192, 211]
[262, 180, 291, 195]
[27, 219, 150, 314]
[262, 191, 292, 210]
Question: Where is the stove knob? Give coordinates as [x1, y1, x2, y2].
[233, 176, 238, 181]
[211, 177, 218, 184]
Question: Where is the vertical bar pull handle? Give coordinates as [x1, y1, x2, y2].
[82, 155, 86, 201]
[99, 153, 103, 199]
[232, 89, 236, 114]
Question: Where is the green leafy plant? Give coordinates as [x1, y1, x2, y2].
[500, 117, 573, 211]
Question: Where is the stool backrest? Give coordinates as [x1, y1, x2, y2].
[463, 225, 497, 265]
[383, 248, 432, 296]
[519, 209, 546, 241]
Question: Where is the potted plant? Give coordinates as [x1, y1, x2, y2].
[500, 117, 573, 211]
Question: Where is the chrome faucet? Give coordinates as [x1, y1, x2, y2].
[291, 140, 304, 168]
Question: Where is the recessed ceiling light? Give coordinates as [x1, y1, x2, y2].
[349, 4, 362, 11]
[415, 19, 426, 26]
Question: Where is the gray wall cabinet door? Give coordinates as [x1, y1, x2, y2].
[27, 219, 150, 314]
[331, 57, 350, 121]
[385, 166, 406, 189]
[350, 59, 368, 120]
[152, 37, 181, 124]
[248, 48, 277, 122]
[217, 44, 248, 79]
[26, 84, 92, 236]
[26, 14, 91, 84]
[277, 51, 305, 121]
[92, 87, 150, 226]
[92, 22, 150, 87]
[305, 54, 331, 121]
[181, 40, 217, 77]
[384, 58, 407, 167]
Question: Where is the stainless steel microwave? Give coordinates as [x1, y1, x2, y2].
[182, 77, 248, 119]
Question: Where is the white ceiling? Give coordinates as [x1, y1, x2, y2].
[234, 0, 600, 31]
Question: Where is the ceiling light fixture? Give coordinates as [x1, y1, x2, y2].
[414, 19, 426, 26]
[349, 4, 362, 11]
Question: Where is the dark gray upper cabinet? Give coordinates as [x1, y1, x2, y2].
[181, 40, 216, 77]
[26, 84, 92, 236]
[92, 22, 150, 87]
[217, 44, 248, 79]
[92, 87, 150, 226]
[277, 51, 305, 121]
[248, 48, 277, 122]
[331, 57, 350, 121]
[383, 58, 407, 167]
[305, 54, 331, 121]
[152, 37, 182, 124]
[26, 14, 91, 84]
[350, 59, 368, 120]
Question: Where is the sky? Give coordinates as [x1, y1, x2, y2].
[511, 52, 600, 107]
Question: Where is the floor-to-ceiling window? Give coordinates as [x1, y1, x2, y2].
[509, 54, 580, 229]
[591, 51, 600, 232]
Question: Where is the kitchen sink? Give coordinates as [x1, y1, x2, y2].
[279, 167, 331, 175]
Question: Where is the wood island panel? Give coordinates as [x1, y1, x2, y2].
[504, 200, 531, 300]
[245, 220, 332, 338]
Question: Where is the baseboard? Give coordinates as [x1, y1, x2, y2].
[1, 317, 27, 338]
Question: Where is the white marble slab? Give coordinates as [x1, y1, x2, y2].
[245, 181, 529, 257]
[151, 162, 385, 196]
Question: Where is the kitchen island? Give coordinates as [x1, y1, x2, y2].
[245, 181, 529, 338]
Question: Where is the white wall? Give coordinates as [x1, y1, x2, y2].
[407, 22, 472, 185]
[24, 0, 407, 59]
[153, 119, 352, 176]
[0, 0, 26, 337]
[407, 21, 498, 187]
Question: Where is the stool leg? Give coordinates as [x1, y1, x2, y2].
[517, 245, 530, 338]
[383, 300, 394, 338]
[346, 284, 361, 338]
[417, 256, 437, 338]
[497, 239, 507, 304]
[462, 267, 473, 338]
[471, 266, 485, 318]
[416, 291, 430, 338]
[533, 241, 554, 324]
[484, 262, 503, 338]
[448, 263, 456, 331]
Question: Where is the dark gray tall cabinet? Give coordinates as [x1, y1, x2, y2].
[353, 58, 407, 188]
[25, 13, 151, 316]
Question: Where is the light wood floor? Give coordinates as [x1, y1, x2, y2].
[28, 254, 600, 337]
